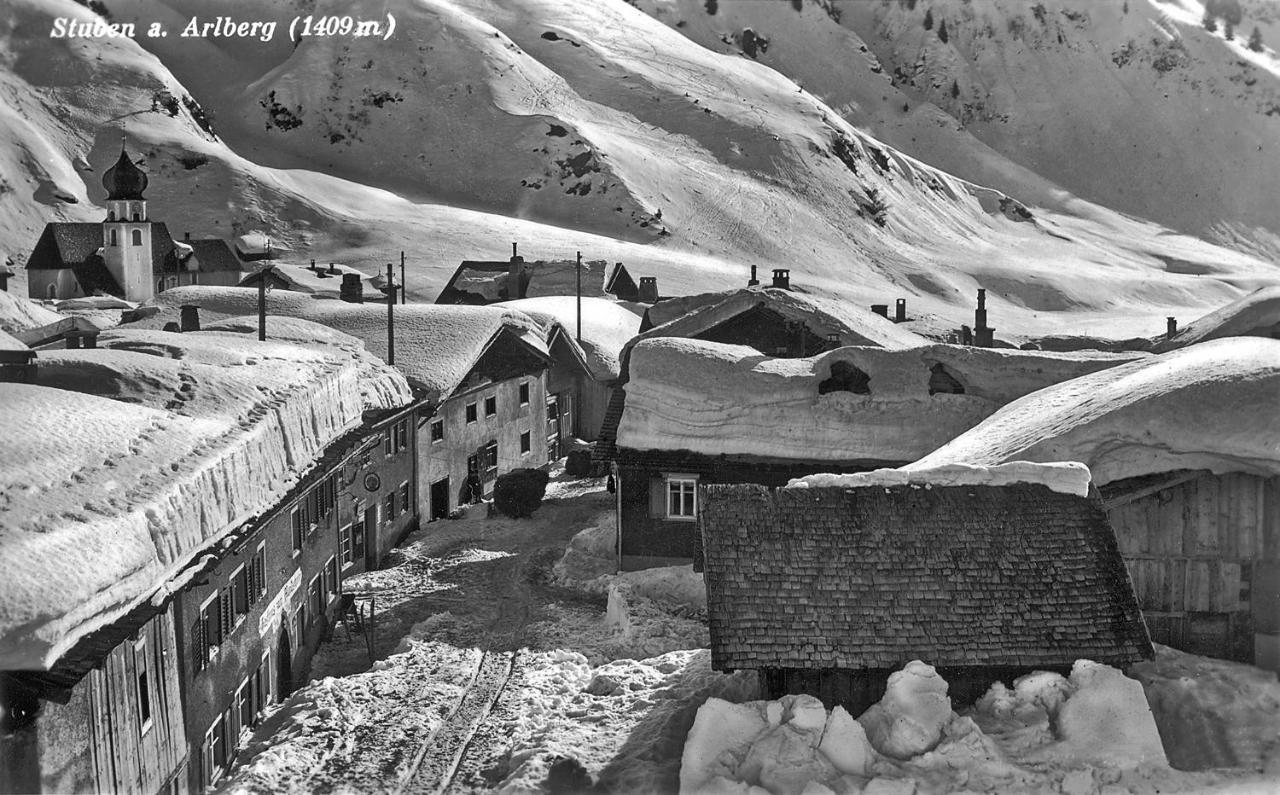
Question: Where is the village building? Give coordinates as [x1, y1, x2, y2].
[609, 336, 1143, 570]
[0, 322, 414, 793]
[911, 337, 1280, 671]
[238, 261, 387, 302]
[435, 244, 642, 305]
[1153, 284, 1280, 352]
[24, 144, 244, 303]
[132, 286, 555, 520]
[697, 464, 1153, 713]
[504, 296, 643, 445]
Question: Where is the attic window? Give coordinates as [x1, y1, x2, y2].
[818, 361, 871, 395]
[928, 363, 966, 395]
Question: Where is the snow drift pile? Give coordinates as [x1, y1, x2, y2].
[617, 338, 1142, 462]
[0, 321, 413, 669]
[790, 461, 1091, 497]
[1156, 286, 1280, 352]
[912, 337, 1280, 484]
[680, 659, 1166, 795]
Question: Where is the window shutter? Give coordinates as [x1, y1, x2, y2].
[649, 477, 666, 517]
[247, 558, 258, 607]
[192, 618, 206, 672]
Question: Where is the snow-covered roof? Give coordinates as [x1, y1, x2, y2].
[0, 329, 30, 352]
[790, 462, 1092, 497]
[149, 286, 547, 400]
[504, 296, 643, 381]
[1155, 286, 1280, 352]
[0, 290, 62, 333]
[910, 338, 1280, 485]
[239, 262, 384, 299]
[0, 326, 414, 670]
[615, 337, 1144, 462]
[638, 287, 928, 351]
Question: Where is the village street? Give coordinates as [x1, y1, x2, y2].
[225, 469, 723, 794]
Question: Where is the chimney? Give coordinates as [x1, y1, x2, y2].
[748, 264, 759, 287]
[960, 325, 973, 346]
[311, 258, 318, 273]
[870, 304, 889, 318]
[974, 289, 993, 347]
[771, 269, 791, 290]
[340, 272, 364, 303]
[638, 276, 659, 303]
[1166, 317, 1177, 339]
[329, 263, 338, 275]
[508, 242, 526, 300]
[895, 298, 907, 323]
[180, 304, 200, 332]
[184, 231, 191, 242]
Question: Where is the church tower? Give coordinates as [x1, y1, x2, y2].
[101, 145, 155, 301]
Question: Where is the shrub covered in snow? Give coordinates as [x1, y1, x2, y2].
[494, 467, 551, 518]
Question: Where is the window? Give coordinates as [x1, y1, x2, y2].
[519, 382, 530, 405]
[204, 716, 227, 787]
[430, 420, 444, 442]
[484, 441, 498, 471]
[546, 396, 558, 421]
[340, 523, 354, 567]
[236, 678, 253, 739]
[520, 431, 531, 455]
[309, 576, 322, 619]
[109, 229, 118, 246]
[231, 566, 249, 620]
[353, 517, 366, 561]
[384, 430, 392, 456]
[399, 481, 410, 516]
[220, 586, 235, 637]
[393, 420, 409, 451]
[465, 403, 477, 423]
[197, 593, 219, 669]
[249, 544, 266, 604]
[134, 639, 152, 733]
[384, 492, 395, 524]
[109, 209, 116, 221]
[666, 476, 698, 520]
[326, 557, 339, 601]
[294, 604, 306, 649]
[484, 396, 497, 417]
[291, 507, 304, 555]
[131, 228, 143, 245]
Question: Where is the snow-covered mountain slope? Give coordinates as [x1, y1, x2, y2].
[679, 0, 1280, 247]
[3, 0, 1279, 340]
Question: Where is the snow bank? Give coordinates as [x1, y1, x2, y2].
[150, 286, 546, 400]
[505, 295, 643, 381]
[0, 326, 413, 669]
[912, 337, 1280, 484]
[1157, 286, 1280, 352]
[790, 461, 1091, 497]
[552, 517, 706, 615]
[617, 337, 1141, 462]
[0, 289, 61, 332]
[679, 659, 1169, 795]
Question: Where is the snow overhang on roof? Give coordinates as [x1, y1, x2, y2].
[912, 337, 1280, 485]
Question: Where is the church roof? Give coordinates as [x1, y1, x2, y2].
[26, 224, 102, 271]
[102, 148, 148, 200]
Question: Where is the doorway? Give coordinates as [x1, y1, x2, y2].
[363, 505, 378, 569]
[276, 628, 293, 699]
[430, 478, 450, 520]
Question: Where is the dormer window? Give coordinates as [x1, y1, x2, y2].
[818, 361, 871, 395]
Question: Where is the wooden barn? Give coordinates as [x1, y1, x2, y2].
[1100, 470, 1280, 669]
[697, 477, 1153, 713]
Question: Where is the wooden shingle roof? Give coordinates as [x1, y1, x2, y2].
[699, 483, 1152, 672]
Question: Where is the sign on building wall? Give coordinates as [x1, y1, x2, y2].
[259, 568, 303, 637]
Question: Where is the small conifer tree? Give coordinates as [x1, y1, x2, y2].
[938, 18, 949, 42]
[923, 8, 934, 30]
[1249, 26, 1264, 52]
[950, 79, 960, 98]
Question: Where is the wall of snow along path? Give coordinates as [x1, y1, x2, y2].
[911, 337, 1280, 484]
[0, 324, 413, 670]
[616, 338, 1142, 461]
[679, 659, 1167, 795]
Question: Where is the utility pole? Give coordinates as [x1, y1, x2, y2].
[576, 250, 583, 344]
[400, 251, 406, 304]
[257, 264, 271, 341]
[387, 263, 395, 365]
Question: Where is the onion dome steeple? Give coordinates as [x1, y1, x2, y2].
[102, 146, 148, 200]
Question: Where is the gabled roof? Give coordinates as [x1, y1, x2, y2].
[147, 286, 548, 401]
[634, 287, 928, 352]
[13, 316, 103, 349]
[238, 262, 383, 299]
[436, 258, 628, 304]
[504, 295, 643, 382]
[26, 224, 102, 271]
[182, 239, 244, 273]
[700, 481, 1152, 672]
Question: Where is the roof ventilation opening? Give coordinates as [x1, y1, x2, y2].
[818, 360, 871, 395]
[928, 363, 965, 395]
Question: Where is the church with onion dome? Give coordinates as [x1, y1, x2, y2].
[25, 143, 245, 302]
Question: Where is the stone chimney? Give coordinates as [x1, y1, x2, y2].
[1166, 317, 1178, 339]
[748, 264, 759, 287]
[180, 304, 200, 332]
[870, 304, 889, 318]
[973, 289, 994, 347]
[895, 298, 907, 323]
[771, 269, 791, 290]
[310, 258, 319, 273]
[184, 231, 191, 242]
[638, 276, 659, 303]
[508, 242, 526, 300]
[340, 272, 364, 303]
[329, 263, 338, 275]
